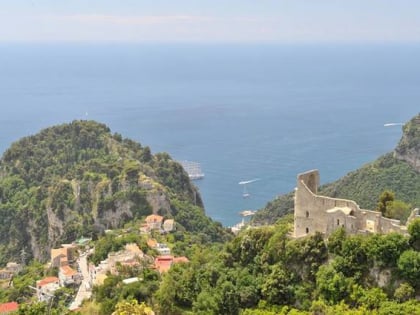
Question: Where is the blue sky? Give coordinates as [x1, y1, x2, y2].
[1, 0, 419, 42]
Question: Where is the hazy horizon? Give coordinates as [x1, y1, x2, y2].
[2, 1, 420, 42]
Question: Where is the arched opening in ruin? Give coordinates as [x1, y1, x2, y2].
[337, 219, 340, 226]
[306, 227, 309, 234]
[306, 211, 309, 218]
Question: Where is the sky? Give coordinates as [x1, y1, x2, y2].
[0, 0, 420, 42]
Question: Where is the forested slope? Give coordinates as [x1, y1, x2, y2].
[0, 120, 229, 264]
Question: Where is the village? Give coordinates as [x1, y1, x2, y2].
[0, 214, 188, 313]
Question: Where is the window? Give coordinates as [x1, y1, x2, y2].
[337, 219, 340, 226]
[306, 211, 309, 218]
[306, 227, 309, 234]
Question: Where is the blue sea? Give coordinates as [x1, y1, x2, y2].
[0, 42, 419, 226]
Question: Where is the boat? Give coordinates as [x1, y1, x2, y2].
[179, 161, 205, 180]
[240, 210, 256, 216]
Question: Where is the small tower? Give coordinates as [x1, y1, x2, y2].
[294, 170, 320, 237]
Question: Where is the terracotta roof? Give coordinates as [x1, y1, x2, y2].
[60, 265, 77, 277]
[37, 276, 59, 287]
[145, 214, 164, 223]
[154, 256, 174, 273]
[0, 302, 18, 314]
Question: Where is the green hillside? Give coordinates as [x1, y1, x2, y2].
[253, 114, 420, 225]
[0, 120, 229, 265]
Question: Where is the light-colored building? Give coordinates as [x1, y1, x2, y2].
[59, 265, 79, 286]
[294, 170, 420, 238]
[36, 277, 60, 302]
[145, 214, 164, 230]
[163, 219, 175, 232]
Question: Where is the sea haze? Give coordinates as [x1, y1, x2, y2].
[0, 42, 419, 226]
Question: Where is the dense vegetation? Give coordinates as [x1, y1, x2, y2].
[151, 216, 420, 314]
[0, 120, 229, 265]
[253, 114, 420, 225]
[1, 115, 419, 314]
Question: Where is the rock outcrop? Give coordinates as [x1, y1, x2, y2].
[394, 114, 420, 172]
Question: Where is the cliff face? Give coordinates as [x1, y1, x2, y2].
[0, 121, 202, 264]
[394, 114, 420, 172]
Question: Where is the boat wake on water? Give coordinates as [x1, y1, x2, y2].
[384, 122, 404, 127]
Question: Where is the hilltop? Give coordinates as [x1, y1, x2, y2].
[253, 113, 420, 225]
[0, 120, 228, 264]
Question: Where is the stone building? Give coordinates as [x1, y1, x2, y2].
[294, 170, 419, 238]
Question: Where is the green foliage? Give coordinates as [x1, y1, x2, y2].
[376, 190, 395, 215]
[315, 264, 353, 305]
[261, 263, 295, 305]
[0, 120, 210, 264]
[365, 233, 409, 268]
[385, 199, 412, 223]
[394, 283, 415, 302]
[408, 218, 420, 250]
[112, 299, 154, 315]
[397, 250, 420, 288]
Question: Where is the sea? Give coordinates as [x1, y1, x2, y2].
[0, 42, 419, 226]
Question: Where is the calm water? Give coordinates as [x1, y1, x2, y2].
[0, 42, 419, 226]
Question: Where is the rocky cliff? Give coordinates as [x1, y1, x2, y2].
[0, 121, 219, 264]
[394, 114, 420, 172]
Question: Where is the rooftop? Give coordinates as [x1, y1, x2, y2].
[145, 214, 164, 223]
[37, 276, 59, 288]
[60, 265, 77, 277]
[0, 302, 18, 314]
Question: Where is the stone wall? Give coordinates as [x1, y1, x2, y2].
[294, 170, 410, 238]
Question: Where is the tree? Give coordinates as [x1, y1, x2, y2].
[397, 250, 420, 288]
[192, 290, 219, 315]
[394, 283, 415, 302]
[376, 190, 395, 216]
[385, 199, 411, 222]
[408, 218, 420, 250]
[327, 227, 346, 255]
[366, 233, 409, 268]
[261, 263, 295, 306]
[112, 300, 154, 315]
[315, 265, 353, 305]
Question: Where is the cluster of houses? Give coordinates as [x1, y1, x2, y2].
[140, 214, 175, 234]
[0, 214, 188, 311]
[88, 242, 145, 286]
[33, 244, 82, 303]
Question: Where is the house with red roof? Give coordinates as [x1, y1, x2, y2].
[0, 302, 18, 314]
[154, 255, 189, 273]
[36, 277, 59, 302]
